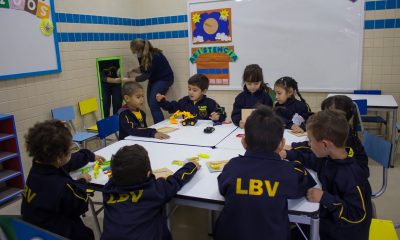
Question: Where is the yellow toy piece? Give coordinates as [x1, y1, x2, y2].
[172, 160, 184, 166]
[169, 110, 198, 126]
[93, 162, 101, 179]
[198, 153, 210, 159]
[210, 163, 222, 170]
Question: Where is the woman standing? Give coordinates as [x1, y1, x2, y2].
[129, 39, 174, 124]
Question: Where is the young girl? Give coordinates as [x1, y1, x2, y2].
[231, 64, 273, 128]
[127, 39, 174, 124]
[274, 76, 312, 133]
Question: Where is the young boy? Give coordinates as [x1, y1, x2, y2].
[215, 106, 316, 240]
[21, 120, 94, 240]
[156, 74, 227, 122]
[101, 144, 200, 240]
[281, 110, 372, 239]
[119, 82, 170, 140]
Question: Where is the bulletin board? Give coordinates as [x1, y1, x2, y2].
[187, 0, 365, 92]
[0, 0, 61, 81]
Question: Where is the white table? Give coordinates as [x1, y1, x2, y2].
[72, 140, 320, 240]
[216, 128, 308, 150]
[125, 120, 238, 148]
[327, 93, 398, 165]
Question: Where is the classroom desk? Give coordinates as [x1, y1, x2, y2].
[71, 140, 320, 240]
[216, 128, 308, 150]
[327, 93, 398, 166]
[125, 120, 238, 148]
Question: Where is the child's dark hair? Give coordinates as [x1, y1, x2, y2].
[244, 105, 284, 152]
[122, 82, 143, 97]
[306, 110, 349, 148]
[111, 144, 151, 186]
[321, 95, 360, 137]
[103, 66, 118, 78]
[242, 64, 270, 91]
[188, 74, 209, 91]
[25, 120, 72, 164]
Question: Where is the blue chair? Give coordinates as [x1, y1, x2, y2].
[352, 99, 367, 133]
[363, 131, 392, 199]
[96, 114, 119, 147]
[11, 218, 67, 240]
[354, 90, 388, 137]
[51, 106, 98, 148]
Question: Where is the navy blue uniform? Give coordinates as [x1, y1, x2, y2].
[118, 108, 157, 140]
[101, 162, 198, 240]
[231, 88, 273, 126]
[215, 150, 316, 240]
[274, 97, 313, 130]
[21, 160, 93, 240]
[286, 148, 372, 240]
[136, 52, 174, 85]
[158, 95, 227, 121]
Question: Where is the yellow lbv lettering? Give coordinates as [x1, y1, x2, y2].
[107, 190, 144, 204]
[23, 185, 36, 204]
[236, 178, 280, 197]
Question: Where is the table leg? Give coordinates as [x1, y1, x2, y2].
[208, 210, 216, 237]
[310, 216, 320, 240]
[390, 109, 398, 167]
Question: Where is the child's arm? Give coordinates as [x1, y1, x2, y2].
[217, 160, 234, 196]
[63, 149, 95, 172]
[157, 96, 181, 114]
[307, 174, 369, 225]
[60, 179, 90, 217]
[119, 111, 157, 138]
[286, 162, 317, 199]
[231, 96, 243, 126]
[284, 148, 322, 172]
[155, 161, 200, 202]
[209, 101, 226, 122]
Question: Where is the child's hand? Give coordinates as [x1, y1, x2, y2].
[155, 132, 170, 139]
[239, 120, 245, 129]
[209, 112, 220, 121]
[291, 124, 304, 134]
[189, 160, 201, 170]
[156, 93, 166, 102]
[279, 149, 287, 159]
[78, 173, 92, 183]
[95, 155, 105, 164]
[306, 188, 323, 203]
[284, 145, 292, 150]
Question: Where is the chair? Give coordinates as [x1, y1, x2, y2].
[369, 219, 398, 240]
[354, 90, 388, 138]
[78, 97, 99, 132]
[51, 106, 98, 148]
[11, 218, 67, 240]
[96, 114, 119, 147]
[363, 131, 391, 199]
[352, 99, 367, 133]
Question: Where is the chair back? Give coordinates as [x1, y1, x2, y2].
[12, 218, 67, 240]
[354, 90, 381, 95]
[363, 131, 391, 168]
[51, 106, 75, 121]
[97, 115, 119, 140]
[79, 98, 98, 115]
[353, 99, 367, 116]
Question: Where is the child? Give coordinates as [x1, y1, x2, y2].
[21, 120, 94, 240]
[156, 74, 227, 122]
[215, 106, 316, 240]
[282, 110, 372, 240]
[231, 64, 273, 128]
[118, 82, 170, 140]
[101, 144, 200, 240]
[291, 95, 369, 176]
[274, 76, 313, 133]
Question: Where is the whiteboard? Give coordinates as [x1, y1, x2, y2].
[187, 0, 364, 92]
[0, 0, 61, 81]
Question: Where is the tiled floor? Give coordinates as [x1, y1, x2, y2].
[1, 154, 399, 239]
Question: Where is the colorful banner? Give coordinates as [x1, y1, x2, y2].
[0, 0, 51, 19]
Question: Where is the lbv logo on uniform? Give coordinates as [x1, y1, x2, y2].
[235, 178, 280, 197]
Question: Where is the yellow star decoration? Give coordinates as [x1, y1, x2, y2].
[220, 9, 229, 21]
[192, 13, 201, 24]
[39, 18, 54, 36]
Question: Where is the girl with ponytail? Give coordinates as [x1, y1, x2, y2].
[128, 39, 174, 124]
[273, 76, 313, 133]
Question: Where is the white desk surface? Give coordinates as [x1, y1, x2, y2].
[125, 120, 238, 147]
[71, 140, 319, 214]
[327, 93, 398, 108]
[216, 128, 308, 150]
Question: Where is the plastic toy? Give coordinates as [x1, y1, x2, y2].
[81, 166, 91, 174]
[172, 160, 184, 166]
[186, 157, 199, 161]
[198, 153, 210, 158]
[204, 127, 215, 133]
[93, 162, 101, 179]
[170, 110, 198, 126]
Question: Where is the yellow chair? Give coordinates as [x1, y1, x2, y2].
[369, 219, 398, 240]
[78, 98, 99, 132]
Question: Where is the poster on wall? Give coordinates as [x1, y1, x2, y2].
[190, 46, 237, 85]
[191, 8, 232, 44]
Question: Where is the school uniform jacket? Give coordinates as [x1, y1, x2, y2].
[118, 108, 157, 140]
[286, 148, 372, 240]
[101, 162, 198, 240]
[158, 95, 227, 122]
[231, 88, 273, 126]
[274, 97, 313, 130]
[215, 150, 317, 240]
[21, 161, 93, 240]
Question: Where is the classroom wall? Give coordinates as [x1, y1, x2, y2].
[0, 0, 399, 175]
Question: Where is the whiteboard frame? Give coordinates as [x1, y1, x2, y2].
[187, 0, 364, 93]
[0, 0, 62, 81]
